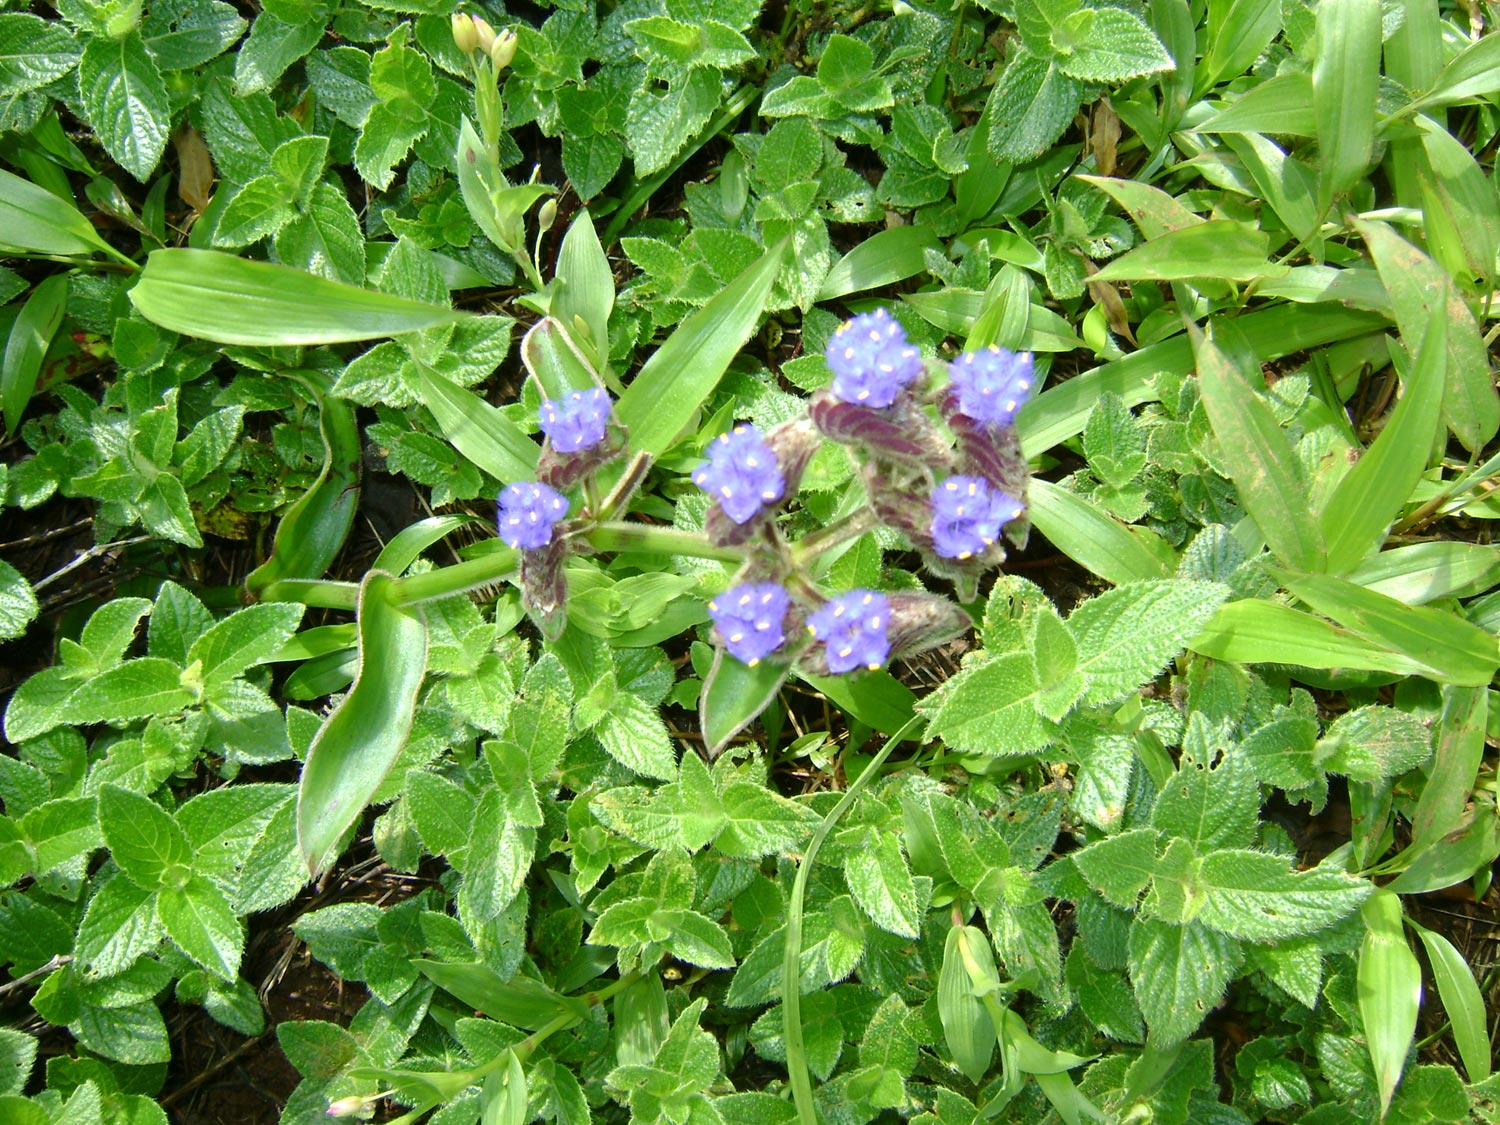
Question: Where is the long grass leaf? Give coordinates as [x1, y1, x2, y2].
[1188, 599, 1430, 675]
[1312, 0, 1381, 212]
[414, 362, 539, 484]
[1029, 479, 1175, 585]
[1359, 891, 1420, 1120]
[1410, 920, 1492, 1082]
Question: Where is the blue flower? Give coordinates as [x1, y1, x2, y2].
[930, 475, 1023, 560]
[808, 590, 890, 674]
[539, 387, 612, 453]
[826, 309, 923, 409]
[497, 481, 569, 550]
[692, 425, 786, 524]
[948, 347, 1034, 427]
[708, 583, 791, 665]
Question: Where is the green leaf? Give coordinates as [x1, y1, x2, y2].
[1189, 598, 1432, 676]
[0, 167, 125, 261]
[22, 796, 104, 873]
[1028, 479, 1176, 586]
[1127, 919, 1241, 1045]
[187, 603, 304, 689]
[158, 874, 242, 980]
[1193, 325, 1324, 571]
[920, 651, 1051, 757]
[275, 180, 365, 283]
[1407, 31, 1500, 112]
[1090, 222, 1283, 283]
[74, 875, 158, 979]
[297, 571, 428, 876]
[60, 658, 194, 725]
[1196, 851, 1373, 941]
[413, 362, 538, 484]
[3, 273, 68, 437]
[986, 53, 1083, 164]
[665, 910, 736, 969]
[700, 651, 792, 758]
[597, 691, 677, 781]
[818, 226, 941, 301]
[1359, 891, 1420, 1117]
[405, 770, 475, 859]
[1322, 306, 1445, 573]
[212, 176, 296, 247]
[1410, 922, 1490, 1083]
[552, 210, 614, 376]
[1317, 705, 1432, 782]
[1057, 7, 1174, 82]
[1069, 580, 1228, 705]
[99, 785, 192, 891]
[1072, 828, 1158, 908]
[0, 560, 38, 644]
[626, 68, 721, 177]
[77, 33, 169, 182]
[938, 925, 995, 1082]
[73, 1000, 170, 1065]
[717, 782, 818, 860]
[129, 249, 468, 346]
[615, 237, 786, 456]
[844, 831, 920, 939]
[1312, 0, 1381, 211]
[0, 14, 80, 94]
[0, 1028, 36, 1097]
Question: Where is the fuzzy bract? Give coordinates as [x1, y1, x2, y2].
[497, 480, 569, 550]
[708, 583, 791, 665]
[930, 475, 1023, 559]
[807, 590, 891, 673]
[539, 387, 612, 453]
[691, 425, 785, 524]
[949, 347, 1034, 427]
[825, 309, 923, 409]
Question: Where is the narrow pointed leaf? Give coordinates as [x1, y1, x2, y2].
[1359, 891, 1420, 1118]
[1410, 921, 1491, 1082]
[1312, 0, 1381, 211]
[413, 361, 539, 484]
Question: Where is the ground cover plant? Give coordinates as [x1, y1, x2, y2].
[2, 0, 1500, 1120]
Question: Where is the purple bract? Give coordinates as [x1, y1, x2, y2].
[691, 425, 785, 525]
[949, 347, 1034, 427]
[825, 309, 923, 409]
[930, 475, 1023, 560]
[539, 387, 612, 453]
[807, 590, 891, 674]
[708, 583, 791, 665]
[497, 480, 569, 550]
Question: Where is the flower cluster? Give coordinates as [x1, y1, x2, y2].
[825, 308, 925, 409]
[948, 347, 1034, 428]
[708, 583, 791, 666]
[540, 387, 611, 453]
[497, 481, 568, 550]
[808, 591, 891, 674]
[930, 475, 1025, 560]
[692, 425, 785, 525]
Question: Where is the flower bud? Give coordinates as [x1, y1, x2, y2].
[808, 389, 952, 471]
[451, 13, 478, 54]
[520, 536, 568, 641]
[491, 27, 518, 70]
[471, 15, 497, 54]
[326, 1095, 369, 1118]
[537, 197, 558, 235]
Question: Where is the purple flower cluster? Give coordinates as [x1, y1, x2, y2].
[807, 590, 891, 674]
[497, 481, 568, 550]
[948, 347, 1034, 428]
[539, 387, 612, 453]
[708, 583, 791, 665]
[825, 309, 924, 409]
[692, 425, 785, 524]
[930, 475, 1024, 560]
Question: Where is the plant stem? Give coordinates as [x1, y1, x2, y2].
[782, 715, 922, 1125]
[390, 551, 517, 604]
[585, 521, 745, 562]
[789, 508, 881, 567]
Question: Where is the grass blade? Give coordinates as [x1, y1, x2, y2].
[1193, 324, 1324, 572]
[297, 571, 428, 876]
[414, 361, 539, 484]
[1090, 221, 1284, 283]
[615, 238, 786, 457]
[1409, 920, 1492, 1082]
[1409, 686, 1487, 853]
[817, 225, 941, 301]
[0, 166, 131, 263]
[1359, 891, 1420, 1120]
[130, 249, 467, 346]
[551, 209, 614, 377]
[1188, 599, 1430, 676]
[1029, 479, 1176, 585]
[2, 272, 68, 436]
[1321, 304, 1445, 573]
[1312, 0, 1381, 213]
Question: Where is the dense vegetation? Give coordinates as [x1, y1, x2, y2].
[2, 0, 1500, 1121]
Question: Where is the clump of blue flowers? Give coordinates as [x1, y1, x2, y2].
[948, 347, 1034, 428]
[708, 583, 791, 665]
[807, 591, 890, 674]
[825, 308, 924, 409]
[692, 424, 785, 525]
[930, 475, 1025, 560]
[539, 387, 611, 452]
[497, 481, 568, 550]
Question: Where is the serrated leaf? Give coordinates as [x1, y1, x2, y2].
[158, 874, 242, 980]
[597, 692, 677, 781]
[1197, 851, 1373, 941]
[77, 33, 169, 182]
[0, 560, 38, 643]
[1069, 580, 1228, 705]
[60, 658, 194, 726]
[1072, 827, 1158, 908]
[986, 53, 1083, 164]
[1058, 7, 1174, 82]
[99, 786, 192, 890]
[1317, 706, 1432, 782]
[212, 176, 295, 247]
[919, 651, 1050, 756]
[275, 180, 365, 283]
[845, 831, 920, 939]
[188, 603, 305, 689]
[0, 14, 81, 95]
[1127, 918, 1241, 1044]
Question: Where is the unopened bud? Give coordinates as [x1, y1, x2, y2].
[537, 198, 558, 234]
[471, 15, 497, 54]
[326, 1095, 368, 1118]
[490, 28, 518, 70]
[451, 12, 478, 54]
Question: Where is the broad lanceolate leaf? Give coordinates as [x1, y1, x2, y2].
[1193, 325, 1324, 571]
[1410, 921, 1491, 1083]
[1090, 222, 1284, 283]
[1069, 580, 1228, 705]
[615, 238, 786, 457]
[130, 250, 467, 346]
[1127, 918, 1241, 1044]
[99, 786, 192, 891]
[1312, 0, 1381, 212]
[158, 875, 243, 981]
[0, 167, 127, 261]
[1359, 891, 1420, 1118]
[1189, 598, 1432, 676]
[1195, 851, 1373, 941]
[298, 571, 428, 876]
[77, 34, 170, 182]
[413, 363, 538, 485]
[3, 273, 68, 437]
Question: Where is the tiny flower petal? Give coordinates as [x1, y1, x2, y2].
[692, 425, 786, 525]
[825, 309, 923, 409]
[807, 590, 891, 673]
[539, 387, 612, 453]
[948, 347, 1035, 427]
[930, 475, 1023, 559]
[497, 481, 569, 550]
[708, 583, 791, 665]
